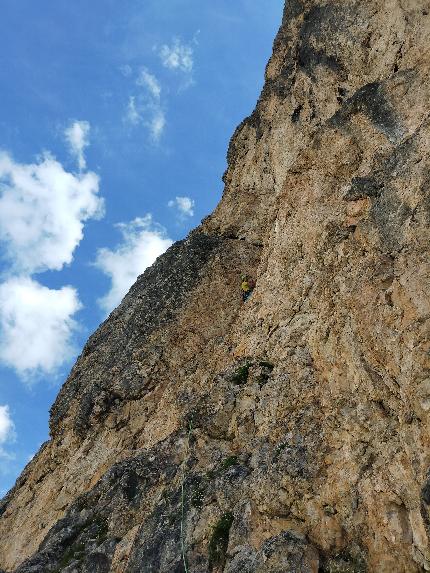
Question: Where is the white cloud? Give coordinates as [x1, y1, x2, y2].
[0, 130, 103, 380]
[0, 277, 82, 376]
[0, 406, 17, 485]
[125, 69, 166, 142]
[150, 111, 166, 141]
[159, 39, 194, 73]
[0, 151, 104, 274]
[136, 69, 161, 99]
[125, 97, 166, 142]
[64, 120, 90, 171]
[120, 64, 133, 77]
[168, 196, 195, 218]
[126, 96, 141, 126]
[95, 215, 172, 312]
[0, 405, 14, 447]
[0, 404, 15, 466]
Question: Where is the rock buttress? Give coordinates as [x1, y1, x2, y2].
[1, 1, 430, 572]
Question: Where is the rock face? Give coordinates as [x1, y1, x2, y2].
[1, 1, 430, 571]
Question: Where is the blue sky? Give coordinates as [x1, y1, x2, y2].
[0, 0, 284, 495]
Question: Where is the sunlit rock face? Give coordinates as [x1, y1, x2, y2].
[1, 1, 430, 571]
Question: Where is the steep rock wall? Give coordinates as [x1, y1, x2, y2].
[1, 1, 430, 572]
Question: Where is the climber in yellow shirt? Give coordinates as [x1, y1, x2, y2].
[241, 275, 255, 302]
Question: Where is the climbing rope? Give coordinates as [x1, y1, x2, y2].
[180, 419, 193, 573]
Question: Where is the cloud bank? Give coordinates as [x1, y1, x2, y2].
[0, 277, 82, 376]
[0, 121, 103, 379]
[95, 215, 172, 312]
[0, 151, 104, 274]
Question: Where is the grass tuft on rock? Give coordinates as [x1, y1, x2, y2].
[230, 363, 251, 385]
[54, 541, 85, 572]
[220, 456, 238, 471]
[259, 361, 274, 370]
[208, 512, 234, 570]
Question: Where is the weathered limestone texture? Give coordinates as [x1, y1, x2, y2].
[1, 1, 430, 571]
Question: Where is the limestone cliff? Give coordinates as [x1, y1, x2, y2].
[1, 1, 430, 571]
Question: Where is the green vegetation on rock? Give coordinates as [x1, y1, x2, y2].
[208, 512, 234, 570]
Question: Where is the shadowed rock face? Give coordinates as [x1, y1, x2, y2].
[1, 1, 430, 572]
[50, 232, 224, 439]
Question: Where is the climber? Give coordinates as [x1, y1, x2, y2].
[241, 275, 255, 302]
